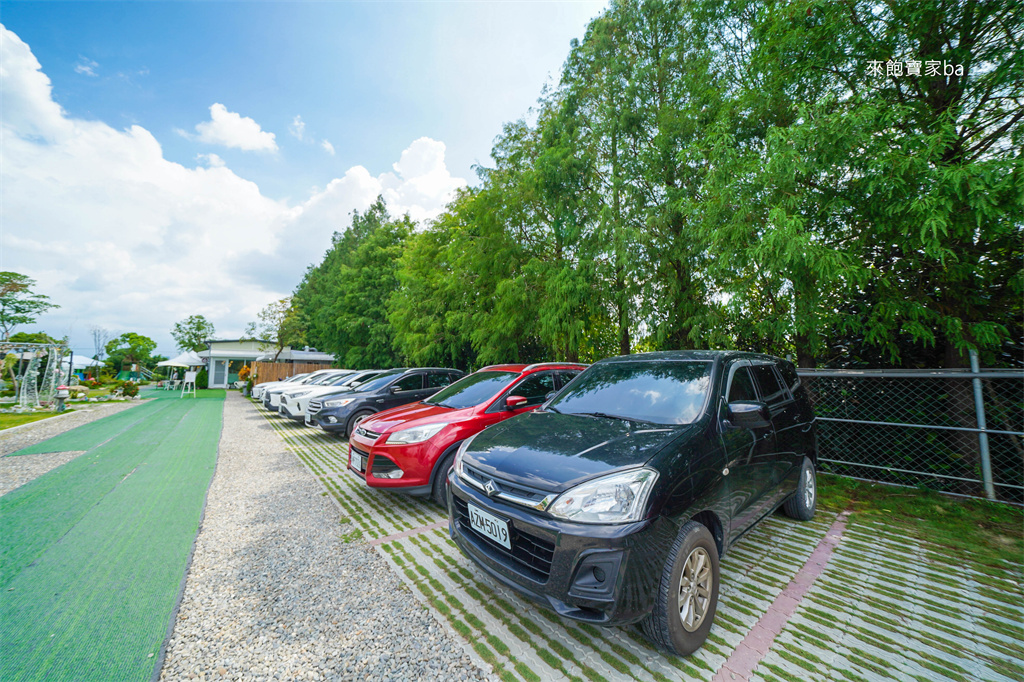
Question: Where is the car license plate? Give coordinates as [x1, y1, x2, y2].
[468, 503, 511, 550]
[350, 451, 365, 473]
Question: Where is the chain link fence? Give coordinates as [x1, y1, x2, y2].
[798, 365, 1024, 504]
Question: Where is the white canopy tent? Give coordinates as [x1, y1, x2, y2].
[156, 351, 204, 368]
[61, 356, 105, 370]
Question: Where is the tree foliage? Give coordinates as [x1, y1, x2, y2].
[294, 198, 410, 368]
[0, 272, 59, 340]
[105, 333, 157, 371]
[291, 0, 1021, 370]
[170, 315, 216, 353]
[246, 298, 306, 361]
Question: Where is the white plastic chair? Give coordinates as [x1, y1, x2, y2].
[180, 371, 197, 398]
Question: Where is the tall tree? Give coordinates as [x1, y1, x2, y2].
[293, 198, 409, 368]
[170, 315, 216, 353]
[105, 333, 157, 372]
[0, 272, 59, 340]
[700, 0, 1022, 367]
[90, 326, 111, 362]
[246, 298, 306, 361]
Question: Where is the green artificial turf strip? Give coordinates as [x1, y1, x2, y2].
[1, 400, 190, 586]
[0, 393, 223, 682]
[10, 399, 178, 457]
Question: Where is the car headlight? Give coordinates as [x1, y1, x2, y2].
[452, 434, 478, 479]
[386, 422, 448, 445]
[323, 398, 355, 408]
[546, 468, 659, 524]
[290, 390, 311, 399]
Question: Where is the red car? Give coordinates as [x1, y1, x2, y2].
[348, 363, 587, 505]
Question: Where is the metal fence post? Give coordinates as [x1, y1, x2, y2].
[969, 349, 996, 500]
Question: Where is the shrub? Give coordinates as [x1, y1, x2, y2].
[195, 368, 209, 389]
[88, 380, 103, 389]
[121, 381, 139, 397]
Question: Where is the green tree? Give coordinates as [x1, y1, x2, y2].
[170, 315, 216, 353]
[295, 198, 410, 368]
[105, 333, 157, 373]
[245, 297, 306, 361]
[7, 331, 61, 345]
[388, 193, 477, 369]
[698, 0, 1022, 367]
[0, 272, 59, 340]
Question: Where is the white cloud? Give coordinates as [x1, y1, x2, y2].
[0, 25, 465, 356]
[192, 103, 278, 151]
[197, 153, 226, 168]
[289, 115, 305, 141]
[74, 57, 99, 76]
[321, 139, 335, 155]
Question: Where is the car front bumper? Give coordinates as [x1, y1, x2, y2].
[309, 405, 355, 433]
[447, 473, 677, 626]
[348, 433, 448, 493]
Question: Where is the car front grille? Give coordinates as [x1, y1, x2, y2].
[462, 464, 552, 507]
[307, 400, 322, 416]
[452, 496, 555, 582]
[355, 426, 382, 440]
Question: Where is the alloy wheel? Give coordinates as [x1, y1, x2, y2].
[804, 467, 816, 508]
[677, 547, 713, 632]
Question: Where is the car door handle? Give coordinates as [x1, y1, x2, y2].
[376, 399, 384, 403]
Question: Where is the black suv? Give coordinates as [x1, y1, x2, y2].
[447, 351, 816, 656]
[307, 367, 465, 438]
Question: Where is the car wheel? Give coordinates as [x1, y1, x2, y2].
[345, 410, 374, 439]
[431, 446, 459, 507]
[783, 456, 816, 521]
[640, 520, 720, 656]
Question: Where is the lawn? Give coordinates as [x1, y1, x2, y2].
[0, 410, 74, 431]
[817, 473, 1024, 565]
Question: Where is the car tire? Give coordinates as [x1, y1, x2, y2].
[345, 410, 374, 439]
[431, 445, 459, 507]
[783, 456, 817, 521]
[640, 520, 720, 656]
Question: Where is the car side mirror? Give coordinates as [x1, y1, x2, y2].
[506, 395, 528, 410]
[727, 401, 771, 429]
[390, 385, 402, 394]
[545, 391, 556, 400]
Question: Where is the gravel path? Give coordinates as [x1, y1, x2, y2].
[158, 392, 493, 682]
[0, 400, 143, 496]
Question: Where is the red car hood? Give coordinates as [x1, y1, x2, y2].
[365, 402, 472, 433]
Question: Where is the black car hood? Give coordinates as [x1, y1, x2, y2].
[464, 410, 688, 493]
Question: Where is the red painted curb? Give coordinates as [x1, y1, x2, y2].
[713, 511, 850, 681]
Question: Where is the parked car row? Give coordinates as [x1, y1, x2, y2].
[249, 350, 819, 658]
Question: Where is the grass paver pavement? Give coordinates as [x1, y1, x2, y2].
[0, 389, 224, 682]
[254, 399, 1024, 682]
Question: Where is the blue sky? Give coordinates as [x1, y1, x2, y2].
[1, 1, 606, 357]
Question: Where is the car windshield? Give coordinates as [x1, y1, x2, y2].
[346, 372, 380, 387]
[347, 370, 403, 394]
[425, 370, 518, 409]
[547, 360, 712, 425]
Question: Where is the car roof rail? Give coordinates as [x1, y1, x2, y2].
[522, 362, 589, 372]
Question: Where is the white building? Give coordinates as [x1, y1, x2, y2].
[198, 339, 336, 388]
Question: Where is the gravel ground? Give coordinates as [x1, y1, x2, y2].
[0, 400, 143, 496]
[158, 392, 493, 682]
